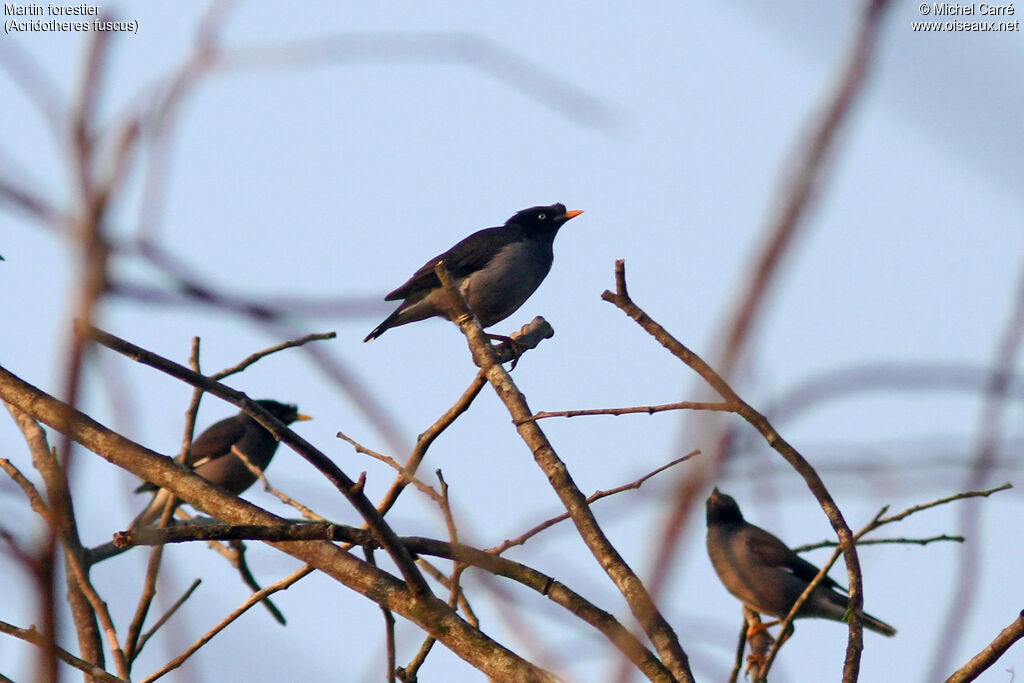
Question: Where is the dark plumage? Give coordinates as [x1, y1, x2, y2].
[364, 203, 582, 342]
[705, 488, 896, 637]
[131, 400, 311, 528]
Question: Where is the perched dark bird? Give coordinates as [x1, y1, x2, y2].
[364, 203, 583, 342]
[131, 400, 311, 528]
[705, 488, 896, 637]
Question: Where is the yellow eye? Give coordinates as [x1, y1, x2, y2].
[538, 213, 546, 220]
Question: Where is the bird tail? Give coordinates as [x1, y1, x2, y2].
[364, 308, 404, 342]
[862, 611, 897, 637]
[130, 488, 175, 529]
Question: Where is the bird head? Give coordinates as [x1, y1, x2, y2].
[706, 487, 745, 526]
[254, 399, 312, 425]
[506, 203, 583, 231]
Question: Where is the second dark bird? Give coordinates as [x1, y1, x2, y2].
[364, 203, 583, 342]
[131, 399, 311, 528]
[705, 488, 896, 637]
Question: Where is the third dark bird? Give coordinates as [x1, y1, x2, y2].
[132, 399, 311, 528]
[705, 488, 896, 637]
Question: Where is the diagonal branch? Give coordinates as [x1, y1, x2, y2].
[116, 522, 673, 682]
[0, 619, 125, 683]
[490, 451, 700, 554]
[79, 323, 430, 597]
[434, 261, 694, 682]
[0, 363, 556, 682]
[944, 610, 1024, 683]
[602, 259, 865, 679]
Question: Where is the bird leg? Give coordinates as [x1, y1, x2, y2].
[746, 619, 780, 638]
[742, 608, 776, 676]
[745, 620, 795, 677]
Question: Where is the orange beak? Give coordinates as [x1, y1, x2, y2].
[564, 209, 583, 220]
[295, 414, 313, 421]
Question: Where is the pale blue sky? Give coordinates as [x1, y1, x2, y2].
[2, 2, 1022, 681]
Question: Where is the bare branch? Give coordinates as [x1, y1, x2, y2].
[80, 323, 430, 596]
[763, 483, 1012, 677]
[140, 566, 313, 683]
[337, 431, 442, 503]
[6, 403, 120, 678]
[879, 484, 1012, 525]
[791, 534, 964, 553]
[115, 522, 672, 681]
[522, 402, 731, 423]
[375, 370, 487, 516]
[640, 2, 897, 678]
[133, 579, 202, 658]
[210, 331, 337, 380]
[929, 263, 1024, 680]
[225, 540, 289, 625]
[944, 610, 1024, 683]
[490, 451, 700, 554]
[0, 363, 555, 681]
[0, 619, 125, 683]
[603, 259, 862, 681]
[436, 261, 693, 682]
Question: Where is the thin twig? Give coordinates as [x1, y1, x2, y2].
[210, 331, 336, 380]
[141, 566, 313, 683]
[490, 451, 699, 554]
[0, 364, 553, 681]
[83, 323, 431, 597]
[225, 541, 288, 625]
[124, 536, 169, 663]
[397, 636, 436, 683]
[879, 483, 1012, 525]
[944, 609, 1024, 683]
[375, 371, 487, 516]
[522, 402, 731, 423]
[416, 558, 479, 627]
[436, 261, 692, 682]
[603, 260, 859, 681]
[364, 548, 397, 683]
[233, 443, 327, 521]
[791, 534, 964, 553]
[0, 619, 125, 683]
[337, 431, 442, 503]
[761, 483, 1012, 675]
[134, 579, 202, 658]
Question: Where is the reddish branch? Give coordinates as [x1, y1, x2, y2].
[646, 3, 895, 680]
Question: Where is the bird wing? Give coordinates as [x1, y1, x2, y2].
[184, 417, 247, 469]
[385, 226, 516, 300]
[745, 525, 845, 592]
[133, 416, 247, 494]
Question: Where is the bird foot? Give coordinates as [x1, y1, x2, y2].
[746, 619, 779, 638]
[745, 652, 768, 676]
[486, 333, 523, 369]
